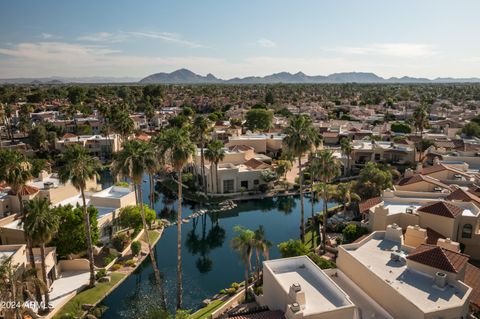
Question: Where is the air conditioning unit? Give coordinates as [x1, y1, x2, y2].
[43, 181, 54, 190]
[290, 303, 301, 313]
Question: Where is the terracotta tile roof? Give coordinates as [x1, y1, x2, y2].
[244, 158, 271, 170]
[465, 263, 480, 310]
[421, 163, 470, 178]
[62, 133, 77, 139]
[8, 185, 39, 196]
[322, 132, 339, 138]
[397, 174, 450, 189]
[417, 201, 463, 219]
[135, 133, 151, 141]
[229, 311, 285, 319]
[426, 227, 445, 245]
[228, 145, 253, 152]
[446, 188, 480, 207]
[406, 244, 469, 274]
[358, 196, 382, 214]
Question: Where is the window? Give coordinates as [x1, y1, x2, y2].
[253, 179, 259, 185]
[462, 224, 473, 238]
[240, 181, 249, 189]
[374, 154, 381, 161]
[223, 180, 234, 193]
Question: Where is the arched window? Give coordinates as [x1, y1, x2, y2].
[462, 224, 473, 239]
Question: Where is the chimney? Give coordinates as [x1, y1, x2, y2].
[437, 238, 460, 252]
[289, 283, 306, 306]
[404, 225, 427, 248]
[433, 157, 441, 165]
[434, 272, 447, 289]
[38, 170, 49, 181]
[385, 224, 403, 243]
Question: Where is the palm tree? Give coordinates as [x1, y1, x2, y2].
[0, 150, 42, 302]
[231, 226, 255, 301]
[253, 226, 271, 280]
[311, 150, 340, 251]
[413, 105, 429, 162]
[158, 128, 196, 310]
[112, 140, 166, 309]
[112, 111, 134, 143]
[23, 197, 59, 312]
[334, 182, 361, 216]
[58, 144, 100, 287]
[204, 139, 225, 194]
[191, 116, 211, 196]
[340, 138, 353, 176]
[283, 115, 319, 243]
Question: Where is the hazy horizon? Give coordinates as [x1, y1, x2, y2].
[1, 0, 479, 79]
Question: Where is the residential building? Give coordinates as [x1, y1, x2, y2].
[350, 140, 415, 170]
[226, 133, 285, 156]
[54, 133, 121, 161]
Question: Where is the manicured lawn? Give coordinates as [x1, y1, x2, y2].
[305, 227, 319, 250]
[53, 272, 126, 319]
[144, 230, 160, 245]
[189, 299, 225, 319]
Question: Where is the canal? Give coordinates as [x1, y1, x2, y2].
[99, 174, 330, 317]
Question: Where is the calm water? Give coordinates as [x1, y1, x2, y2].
[99, 173, 330, 317]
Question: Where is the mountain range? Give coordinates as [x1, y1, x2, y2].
[1, 69, 480, 84]
[140, 69, 480, 84]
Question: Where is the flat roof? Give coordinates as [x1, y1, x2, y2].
[92, 186, 131, 199]
[53, 195, 115, 218]
[343, 235, 469, 312]
[0, 250, 16, 260]
[265, 256, 353, 315]
[383, 201, 422, 216]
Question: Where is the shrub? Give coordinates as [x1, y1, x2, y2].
[342, 224, 369, 244]
[258, 184, 269, 193]
[231, 282, 240, 290]
[103, 253, 119, 266]
[112, 233, 130, 252]
[253, 286, 263, 296]
[125, 259, 136, 267]
[131, 240, 141, 256]
[118, 205, 156, 231]
[307, 252, 336, 269]
[278, 239, 309, 258]
[219, 289, 227, 295]
[110, 263, 122, 271]
[96, 269, 107, 280]
[226, 287, 237, 295]
[115, 181, 130, 188]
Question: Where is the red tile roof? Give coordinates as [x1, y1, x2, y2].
[421, 163, 470, 178]
[397, 174, 450, 189]
[244, 158, 271, 170]
[417, 201, 463, 219]
[406, 244, 469, 274]
[135, 133, 151, 141]
[8, 185, 39, 196]
[358, 196, 382, 214]
[446, 188, 480, 207]
[465, 263, 480, 310]
[426, 227, 445, 245]
[62, 133, 77, 139]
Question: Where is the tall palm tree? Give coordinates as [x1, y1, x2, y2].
[413, 105, 429, 162]
[253, 225, 271, 280]
[112, 111, 134, 143]
[58, 144, 100, 287]
[112, 140, 166, 309]
[158, 127, 196, 310]
[340, 137, 353, 176]
[283, 115, 319, 243]
[0, 150, 42, 302]
[311, 150, 340, 251]
[23, 197, 59, 313]
[334, 182, 361, 216]
[191, 116, 211, 196]
[204, 139, 225, 194]
[231, 226, 255, 301]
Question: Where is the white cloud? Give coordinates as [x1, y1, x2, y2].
[333, 43, 437, 58]
[257, 38, 276, 48]
[76, 30, 205, 48]
[40, 33, 54, 39]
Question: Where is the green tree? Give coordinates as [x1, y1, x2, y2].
[245, 108, 273, 132]
[231, 226, 255, 301]
[118, 205, 156, 231]
[391, 122, 412, 134]
[157, 127, 196, 310]
[253, 226, 271, 279]
[57, 145, 100, 287]
[28, 125, 48, 150]
[275, 159, 292, 189]
[462, 122, 480, 138]
[334, 182, 360, 215]
[112, 111, 134, 142]
[413, 106, 428, 139]
[112, 139, 166, 308]
[342, 224, 369, 244]
[24, 198, 59, 312]
[283, 115, 319, 243]
[278, 239, 309, 258]
[340, 138, 353, 176]
[355, 162, 393, 199]
[204, 139, 225, 194]
[191, 116, 211, 196]
[49, 205, 99, 257]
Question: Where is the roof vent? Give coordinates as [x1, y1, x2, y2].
[43, 181, 54, 190]
[434, 272, 447, 288]
[290, 303, 301, 313]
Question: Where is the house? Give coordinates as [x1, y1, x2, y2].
[337, 227, 472, 319]
[350, 140, 415, 170]
[54, 134, 121, 161]
[226, 133, 285, 156]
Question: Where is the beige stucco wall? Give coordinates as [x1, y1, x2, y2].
[0, 244, 26, 268]
[58, 259, 90, 272]
[0, 227, 25, 245]
[419, 212, 457, 239]
[227, 139, 267, 153]
[395, 181, 446, 192]
[207, 165, 266, 194]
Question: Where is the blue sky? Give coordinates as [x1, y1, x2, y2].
[0, 0, 479, 79]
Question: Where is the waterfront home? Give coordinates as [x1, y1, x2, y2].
[226, 133, 285, 156]
[54, 133, 121, 161]
[360, 189, 480, 259]
[349, 140, 415, 171]
[337, 227, 473, 319]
